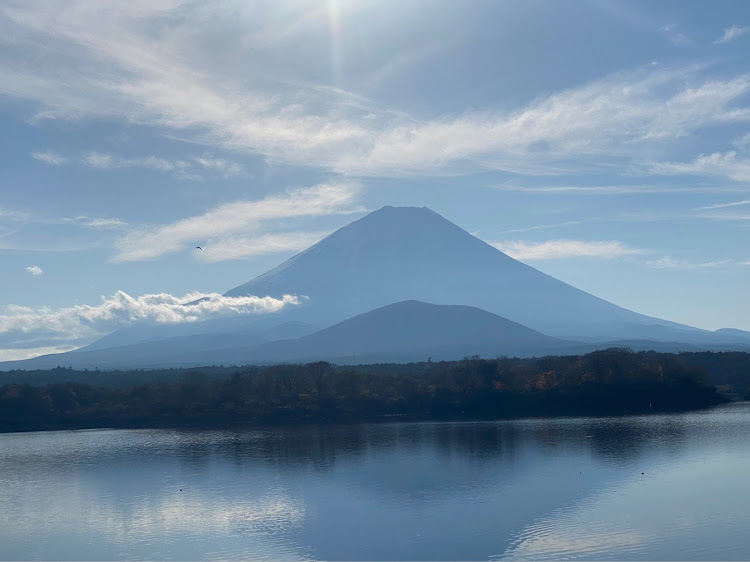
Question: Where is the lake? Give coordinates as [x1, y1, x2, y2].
[2, 403, 750, 560]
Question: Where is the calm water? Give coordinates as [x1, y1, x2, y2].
[2, 404, 750, 560]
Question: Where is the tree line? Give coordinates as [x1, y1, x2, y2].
[0, 349, 729, 432]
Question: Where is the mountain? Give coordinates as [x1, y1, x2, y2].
[226, 206, 703, 340]
[4, 205, 748, 371]
[0, 302, 573, 370]
[0, 321, 318, 371]
[713, 328, 750, 342]
[252, 300, 573, 363]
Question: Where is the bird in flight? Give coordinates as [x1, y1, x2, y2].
[195, 246, 203, 251]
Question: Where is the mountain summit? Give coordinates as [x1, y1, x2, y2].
[226, 206, 700, 339]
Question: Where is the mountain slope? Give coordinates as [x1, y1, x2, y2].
[252, 300, 573, 363]
[0, 321, 318, 370]
[226, 206, 703, 340]
[0, 302, 573, 369]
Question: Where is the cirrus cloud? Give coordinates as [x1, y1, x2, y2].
[2, 3, 750, 178]
[645, 256, 736, 269]
[648, 151, 750, 182]
[196, 231, 332, 263]
[111, 181, 362, 262]
[31, 150, 67, 165]
[491, 239, 643, 260]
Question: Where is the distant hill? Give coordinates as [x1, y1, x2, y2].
[0, 321, 318, 370]
[712, 328, 750, 342]
[251, 300, 574, 363]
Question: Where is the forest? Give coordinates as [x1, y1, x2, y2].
[0, 348, 734, 432]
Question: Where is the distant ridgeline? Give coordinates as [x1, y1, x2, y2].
[1, 349, 741, 433]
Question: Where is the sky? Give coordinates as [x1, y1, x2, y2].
[2, 0, 750, 361]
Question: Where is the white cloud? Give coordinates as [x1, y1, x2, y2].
[194, 156, 242, 178]
[490, 239, 643, 260]
[58, 216, 128, 229]
[648, 151, 750, 182]
[0, 345, 83, 362]
[337, 70, 750, 176]
[0, 206, 30, 221]
[33, 148, 242, 180]
[0, 290, 303, 358]
[715, 25, 749, 44]
[693, 199, 750, 211]
[495, 183, 750, 194]
[82, 151, 115, 169]
[112, 181, 362, 262]
[695, 212, 750, 222]
[197, 231, 331, 262]
[646, 257, 735, 269]
[82, 151, 192, 174]
[2, 3, 750, 177]
[733, 132, 750, 151]
[25, 265, 44, 276]
[501, 221, 582, 234]
[80, 217, 128, 229]
[31, 150, 68, 165]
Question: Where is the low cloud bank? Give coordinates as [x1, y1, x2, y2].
[0, 291, 303, 361]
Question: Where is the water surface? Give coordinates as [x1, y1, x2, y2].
[2, 403, 750, 560]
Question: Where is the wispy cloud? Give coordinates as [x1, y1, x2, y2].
[77, 217, 128, 229]
[660, 24, 691, 46]
[25, 265, 43, 276]
[715, 25, 749, 44]
[31, 150, 67, 165]
[112, 181, 362, 262]
[693, 199, 750, 211]
[0, 206, 128, 252]
[197, 231, 331, 263]
[32, 149, 242, 180]
[694, 212, 750, 222]
[0, 206, 30, 221]
[2, 3, 750, 177]
[646, 257, 736, 269]
[490, 239, 643, 260]
[501, 221, 582, 234]
[733, 132, 750, 151]
[0, 290, 303, 359]
[82, 151, 185, 172]
[495, 183, 750, 194]
[193, 156, 242, 178]
[82, 151, 201, 180]
[648, 151, 750, 182]
[339, 70, 750, 177]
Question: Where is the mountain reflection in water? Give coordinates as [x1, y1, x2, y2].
[1, 404, 749, 560]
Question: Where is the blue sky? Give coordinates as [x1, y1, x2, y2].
[2, 0, 750, 360]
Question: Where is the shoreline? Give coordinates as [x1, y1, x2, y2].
[0, 399, 730, 435]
